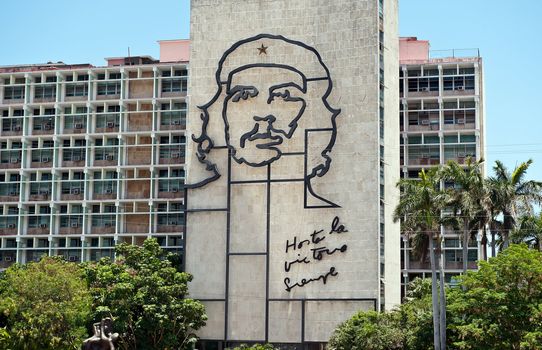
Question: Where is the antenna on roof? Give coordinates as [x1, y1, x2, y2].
[128, 47, 131, 58]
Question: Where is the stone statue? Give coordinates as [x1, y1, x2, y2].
[82, 317, 119, 350]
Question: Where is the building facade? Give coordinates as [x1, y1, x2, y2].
[399, 37, 485, 296]
[0, 42, 189, 268]
[185, 0, 400, 348]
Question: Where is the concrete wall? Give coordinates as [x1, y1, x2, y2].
[399, 37, 430, 61]
[159, 39, 190, 62]
[186, 0, 399, 344]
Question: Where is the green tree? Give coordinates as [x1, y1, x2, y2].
[394, 168, 447, 350]
[328, 310, 405, 350]
[447, 244, 542, 349]
[84, 238, 206, 350]
[232, 344, 278, 350]
[511, 212, 542, 251]
[440, 158, 485, 273]
[487, 159, 542, 249]
[328, 278, 435, 350]
[0, 257, 92, 350]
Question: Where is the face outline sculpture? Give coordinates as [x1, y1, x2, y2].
[190, 33, 340, 207]
[223, 65, 307, 167]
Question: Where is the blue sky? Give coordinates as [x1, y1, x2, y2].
[1, 0, 541, 180]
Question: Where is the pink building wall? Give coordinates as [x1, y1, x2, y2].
[399, 37, 429, 62]
[158, 39, 190, 62]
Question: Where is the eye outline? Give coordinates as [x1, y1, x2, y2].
[267, 82, 305, 104]
[228, 85, 259, 102]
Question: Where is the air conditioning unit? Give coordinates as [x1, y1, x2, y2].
[105, 154, 114, 161]
[41, 157, 50, 163]
[72, 155, 81, 161]
[39, 189, 50, 195]
[171, 188, 179, 193]
[106, 122, 115, 128]
[43, 124, 52, 130]
[7, 223, 16, 229]
[456, 119, 465, 124]
[105, 188, 113, 194]
[421, 120, 430, 125]
[10, 158, 19, 163]
[39, 223, 48, 228]
[9, 191, 17, 196]
[169, 221, 178, 226]
[74, 123, 83, 129]
[13, 125, 21, 131]
[173, 120, 181, 125]
[71, 222, 79, 228]
[105, 222, 113, 227]
[5, 256, 12, 262]
[422, 87, 430, 92]
[457, 152, 466, 158]
[68, 256, 77, 262]
[171, 152, 180, 158]
[457, 86, 465, 91]
[71, 188, 80, 195]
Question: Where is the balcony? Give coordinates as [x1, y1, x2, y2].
[0, 183, 20, 202]
[1, 122, 23, 137]
[157, 224, 185, 234]
[27, 225, 50, 235]
[58, 225, 83, 235]
[28, 189, 52, 201]
[0, 251, 16, 269]
[0, 226, 17, 235]
[89, 225, 115, 234]
[63, 123, 87, 134]
[30, 155, 53, 169]
[157, 188, 185, 199]
[31, 122, 54, 136]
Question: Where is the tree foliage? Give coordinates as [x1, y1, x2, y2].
[231, 344, 278, 350]
[84, 238, 206, 350]
[0, 257, 92, 350]
[328, 278, 434, 350]
[447, 244, 542, 349]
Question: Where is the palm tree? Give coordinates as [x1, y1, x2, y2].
[393, 168, 446, 350]
[487, 159, 542, 249]
[511, 212, 542, 251]
[439, 158, 485, 273]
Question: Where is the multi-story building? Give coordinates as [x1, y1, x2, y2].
[399, 37, 485, 297]
[0, 40, 190, 268]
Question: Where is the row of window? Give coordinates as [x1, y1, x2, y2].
[2, 78, 187, 100]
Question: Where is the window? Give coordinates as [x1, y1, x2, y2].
[157, 203, 185, 225]
[159, 136, 186, 159]
[161, 71, 187, 93]
[31, 140, 54, 163]
[29, 173, 52, 196]
[65, 82, 88, 97]
[64, 107, 87, 130]
[94, 138, 118, 161]
[59, 204, 83, 228]
[97, 81, 121, 96]
[160, 103, 187, 126]
[96, 106, 120, 129]
[158, 168, 185, 192]
[91, 204, 116, 227]
[4, 86, 25, 100]
[34, 85, 56, 99]
[2, 109, 23, 132]
[93, 171, 117, 194]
